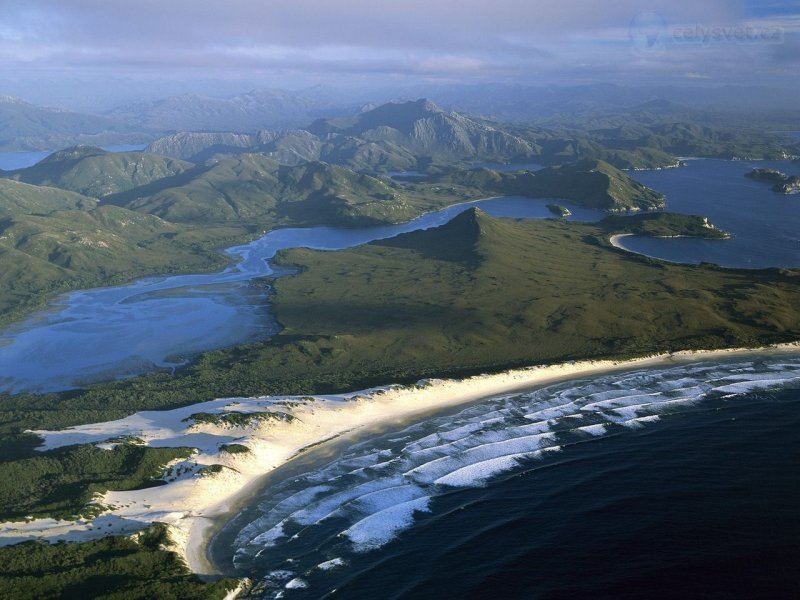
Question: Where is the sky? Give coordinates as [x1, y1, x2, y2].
[1, 0, 798, 109]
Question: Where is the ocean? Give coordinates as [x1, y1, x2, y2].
[211, 356, 800, 599]
[618, 158, 800, 268]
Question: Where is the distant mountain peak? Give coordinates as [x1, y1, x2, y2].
[405, 98, 443, 113]
[368, 98, 443, 117]
[373, 206, 492, 266]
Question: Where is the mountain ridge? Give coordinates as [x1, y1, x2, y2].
[1, 146, 195, 198]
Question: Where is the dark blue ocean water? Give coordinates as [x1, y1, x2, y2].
[212, 357, 800, 599]
[619, 159, 800, 268]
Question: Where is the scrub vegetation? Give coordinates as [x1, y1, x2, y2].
[0, 524, 238, 599]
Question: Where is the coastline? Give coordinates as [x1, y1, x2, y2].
[1, 342, 799, 577]
[609, 232, 634, 250]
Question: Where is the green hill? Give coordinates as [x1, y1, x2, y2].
[438, 159, 665, 211]
[2, 146, 195, 198]
[264, 208, 798, 376]
[0, 153, 667, 328]
[147, 99, 538, 171]
[110, 155, 426, 227]
[0, 178, 97, 215]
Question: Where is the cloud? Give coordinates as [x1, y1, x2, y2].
[0, 0, 796, 89]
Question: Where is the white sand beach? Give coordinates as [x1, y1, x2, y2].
[609, 233, 635, 250]
[0, 342, 798, 575]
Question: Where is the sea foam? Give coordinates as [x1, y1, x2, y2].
[230, 356, 800, 596]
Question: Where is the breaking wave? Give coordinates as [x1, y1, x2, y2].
[221, 356, 800, 598]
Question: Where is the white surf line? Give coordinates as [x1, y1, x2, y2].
[0, 342, 797, 574]
[609, 233, 635, 250]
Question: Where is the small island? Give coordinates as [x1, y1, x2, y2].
[546, 203, 572, 217]
[745, 168, 800, 194]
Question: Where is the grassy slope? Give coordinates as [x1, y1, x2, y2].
[0, 178, 97, 214]
[267, 209, 798, 373]
[1, 146, 195, 199]
[110, 155, 663, 229]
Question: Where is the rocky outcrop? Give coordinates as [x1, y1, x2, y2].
[146, 132, 256, 161]
[745, 168, 800, 194]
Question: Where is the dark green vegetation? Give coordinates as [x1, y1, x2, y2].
[185, 411, 294, 427]
[745, 168, 790, 184]
[219, 444, 251, 455]
[0, 443, 193, 520]
[0, 524, 237, 599]
[601, 212, 729, 239]
[2, 146, 194, 198]
[265, 209, 798, 372]
[746, 168, 800, 194]
[435, 159, 665, 211]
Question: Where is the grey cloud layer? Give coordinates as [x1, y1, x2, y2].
[0, 0, 796, 84]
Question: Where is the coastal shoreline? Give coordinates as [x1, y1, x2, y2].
[1, 342, 799, 577]
[609, 232, 634, 250]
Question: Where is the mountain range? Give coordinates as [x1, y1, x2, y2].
[2, 89, 797, 168]
[144, 98, 796, 172]
[0, 96, 145, 152]
[108, 86, 364, 133]
[144, 99, 539, 170]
